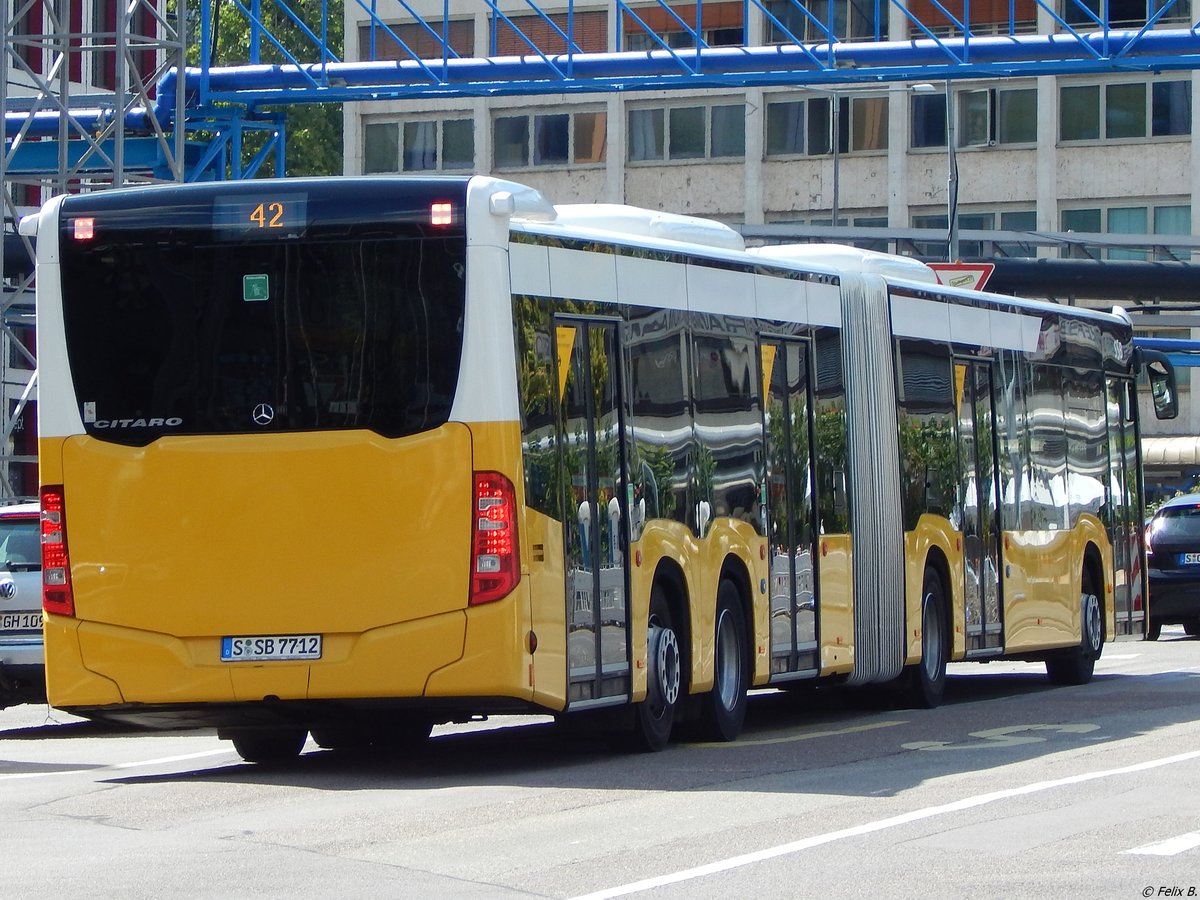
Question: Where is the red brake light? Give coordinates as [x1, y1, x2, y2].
[40, 485, 75, 617]
[431, 202, 453, 226]
[73, 218, 95, 241]
[470, 471, 520, 605]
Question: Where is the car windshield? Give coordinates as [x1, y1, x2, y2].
[0, 517, 40, 570]
[1152, 505, 1200, 541]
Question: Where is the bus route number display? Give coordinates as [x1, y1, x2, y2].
[214, 193, 308, 239]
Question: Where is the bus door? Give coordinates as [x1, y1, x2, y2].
[762, 339, 820, 678]
[1106, 377, 1145, 636]
[557, 318, 632, 706]
[957, 359, 1004, 653]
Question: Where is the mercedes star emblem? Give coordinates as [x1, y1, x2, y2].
[252, 403, 275, 426]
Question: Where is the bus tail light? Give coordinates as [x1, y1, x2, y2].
[40, 485, 76, 617]
[431, 202, 453, 226]
[471, 471, 520, 605]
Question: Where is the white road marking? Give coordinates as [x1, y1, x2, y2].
[1125, 831, 1200, 856]
[0, 748, 234, 781]
[903, 723, 1100, 751]
[570, 749, 1200, 900]
[693, 719, 905, 749]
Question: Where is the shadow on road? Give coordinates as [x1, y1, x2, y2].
[84, 657, 1200, 799]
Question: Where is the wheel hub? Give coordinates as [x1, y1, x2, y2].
[1082, 592, 1102, 655]
[650, 624, 681, 708]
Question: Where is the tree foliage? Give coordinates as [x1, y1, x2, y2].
[180, 0, 344, 176]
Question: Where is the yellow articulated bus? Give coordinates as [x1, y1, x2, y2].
[25, 176, 1177, 762]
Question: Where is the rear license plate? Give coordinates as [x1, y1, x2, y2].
[1182, 552, 1200, 565]
[0, 611, 42, 631]
[220, 634, 322, 662]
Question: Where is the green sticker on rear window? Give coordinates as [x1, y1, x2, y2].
[243, 274, 269, 302]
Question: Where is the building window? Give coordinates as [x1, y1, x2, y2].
[91, 0, 116, 89]
[1060, 79, 1191, 142]
[12, 0, 44, 73]
[1106, 207, 1149, 261]
[364, 123, 400, 173]
[960, 88, 1037, 145]
[851, 97, 888, 151]
[1062, 0, 1190, 28]
[999, 210, 1038, 258]
[621, 1, 743, 49]
[494, 110, 607, 169]
[1153, 80, 1192, 136]
[364, 118, 474, 173]
[628, 103, 745, 163]
[911, 94, 947, 149]
[912, 211, 996, 259]
[1061, 203, 1193, 260]
[491, 10, 608, 55]
[766, 94, 887, 158]
[765, 0, 886, 42]
[624, 27, 743, 49]
[912, 87, 1036, 149]
[848, 215, 888, 251]
[358, 18, 475, 61]
[907, 0, 1037, 35]
[1154, 205, 1192, 260]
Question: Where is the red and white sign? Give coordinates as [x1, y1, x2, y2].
[928, 262, 995, 292]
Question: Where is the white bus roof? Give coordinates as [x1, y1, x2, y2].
[517, 203, 746, 253]
[748, 243, 940, 284]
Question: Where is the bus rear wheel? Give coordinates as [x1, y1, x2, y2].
[227, 727, 308, 764]
[1046, 568, 1102, 686]
[697, 580, 749, 742]
[632, 584, 681, 752]
[901, 566, 947, 709]
[311, 718, 433, 753]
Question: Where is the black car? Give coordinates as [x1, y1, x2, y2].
[1145, 493, 1200, 640]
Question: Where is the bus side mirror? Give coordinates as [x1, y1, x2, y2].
[1138, 349, 1179, 420]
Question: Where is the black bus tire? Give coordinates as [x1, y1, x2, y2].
[697, 580, 749, 742]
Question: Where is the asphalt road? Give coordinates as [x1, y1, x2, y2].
[3, 627, 1199, 900]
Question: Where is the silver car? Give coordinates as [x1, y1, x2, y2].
[0, 502, 44, 707]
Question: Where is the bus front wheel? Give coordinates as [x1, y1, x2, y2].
[227, 727, 308, 764]
[1046, 568, 1102, 686]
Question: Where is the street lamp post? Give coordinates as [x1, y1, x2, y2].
[797, 87, 843, 225]
[831, 95, 840, 226]
[945, 80, 959, 262]
[913, 81, 960, 261]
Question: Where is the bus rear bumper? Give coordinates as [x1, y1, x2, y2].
[50, 609, 474, 712]
[57, 694, 544, 732]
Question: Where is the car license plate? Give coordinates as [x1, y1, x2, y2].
[1182, 553, 1200, 565]
[0, 611, 42, 631]
[220, 634, 322, 662]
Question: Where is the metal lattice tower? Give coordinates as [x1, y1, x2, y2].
[1, 0, 185, 500]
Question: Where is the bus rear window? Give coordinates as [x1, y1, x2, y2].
[58, 191, 467, 445]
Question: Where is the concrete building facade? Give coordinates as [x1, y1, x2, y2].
[340, 2, 1200, 486]
[342, 3, 1199, 258]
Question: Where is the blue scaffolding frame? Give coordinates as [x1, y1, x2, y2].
[9, 0, 1200, 180]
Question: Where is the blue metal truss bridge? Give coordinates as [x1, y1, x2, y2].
[192, 0, 1200, 103]
[7, 0, 1200, 182]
